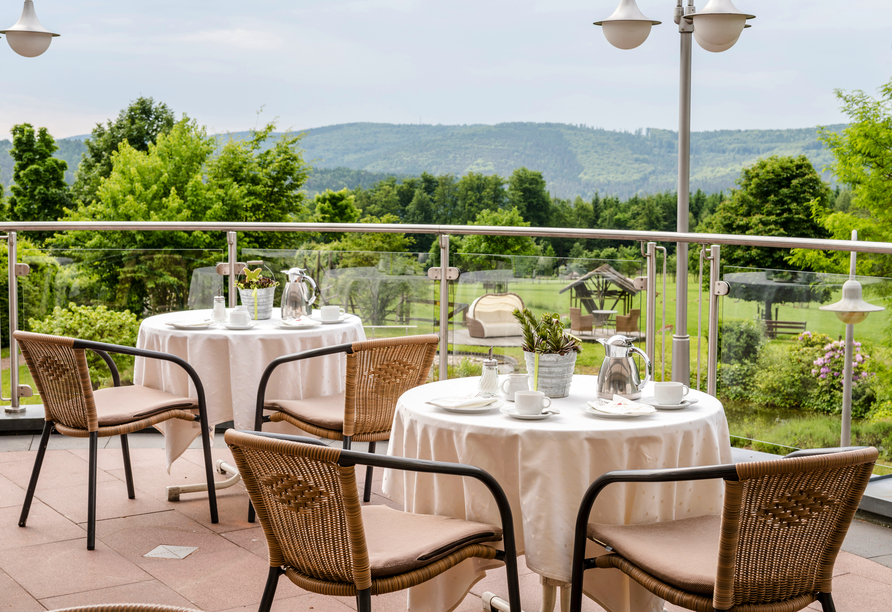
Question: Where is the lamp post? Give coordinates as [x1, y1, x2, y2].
[0, 1, 57, 414]
[595, 0, 754, 384]
[819, 231, 885, 446]
[0, 0, 59, 57]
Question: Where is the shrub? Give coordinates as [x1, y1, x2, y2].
[720, 318, 765, 364]
[804, 334, 877, 416]
[718, 361, 757, 400]
[28, 303, 140, 387]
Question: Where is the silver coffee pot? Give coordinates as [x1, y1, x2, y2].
[596, 334, 652, 399]
[280, 268, 317, 320]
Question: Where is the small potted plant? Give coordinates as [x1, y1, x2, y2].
[513, 308, 582, 398]
[237, 267, 280, 320]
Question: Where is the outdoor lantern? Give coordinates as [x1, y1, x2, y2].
[594, 0, 661, 50]
[690, 0, 754, 53]
[0, 0, 59, 58]
[819, 279, 885, 325]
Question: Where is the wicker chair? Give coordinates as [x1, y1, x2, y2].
[569, 447, 878, 612]
[569, 308, 593, 336]
[51, 605, 201, 612]
[614, 308, 640, 334]
[225, 429, 521, 612]
[14, 331, 218, 550]
[254, 334, 438, 509]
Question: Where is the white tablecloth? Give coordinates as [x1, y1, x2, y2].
[382, 375, 731, 612]
[134, 309, 366, 468]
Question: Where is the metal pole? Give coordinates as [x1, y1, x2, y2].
[6, 231, 23, 412]
[439, 235, 450, 381]
[645, 242, 657, 365]
[672, 3, 694, 384]
[227, 231, 237, 308]
[841, 230, 858, 446]
[707, 245, 721, 396]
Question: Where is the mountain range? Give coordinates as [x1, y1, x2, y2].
[0, 122, 845, 200]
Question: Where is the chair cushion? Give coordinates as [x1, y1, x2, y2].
[93, 385, 198, 427]
[588, 514, 721, 595]
[266, 393, 346, 431]
[362, 504, 502, 577]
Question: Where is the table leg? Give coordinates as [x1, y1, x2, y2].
[483, 576, 570, 612]
[167, 459, 240, 501]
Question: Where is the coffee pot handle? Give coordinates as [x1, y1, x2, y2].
[628, 346, 652, 389]
[304, 276, 317, 307]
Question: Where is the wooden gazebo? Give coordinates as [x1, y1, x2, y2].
[559, 264, 639, 316]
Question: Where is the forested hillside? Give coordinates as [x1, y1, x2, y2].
[0, 122, 844, 199]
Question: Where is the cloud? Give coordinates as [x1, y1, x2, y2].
[179, 28, 284, 51]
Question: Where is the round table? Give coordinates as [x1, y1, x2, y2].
[134, 309, 365, 467]
[382, 375, 731, 612]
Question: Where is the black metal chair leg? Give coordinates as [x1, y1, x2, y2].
[356, 588, 372, 612]
[248, 501, 256, 523]
[258, 566, 283, 612]
[817, 592, 836, 612]
[343, 435, 352, 450]
[197, 417, 219, 524]
[19, 421, 52, 527]
[87, 432, 98, 550]
[363, 441, 376, 502]
[121, 433, 135, 499]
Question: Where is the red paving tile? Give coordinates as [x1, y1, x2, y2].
[1, 443, 891, 612]
[0, 567, 44, 612]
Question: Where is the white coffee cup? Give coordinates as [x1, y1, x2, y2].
[514, 390, 552, 415]
[320, 305, 346, 321]
[500, 374, 529, 402]
[230, 307, 250, 327]
[653, 382, 689, 405]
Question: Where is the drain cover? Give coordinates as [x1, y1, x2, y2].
[144, 545, 197, 559]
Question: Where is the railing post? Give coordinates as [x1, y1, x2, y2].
[707, 244, 721, 396]
[439, 234, 450, 381]
[227, 231, 237, 308]
[645, 242, 657, 366]
[6, 231, 23, 413]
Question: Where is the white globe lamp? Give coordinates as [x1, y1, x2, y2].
[0, 0, 59, 58]
[595, 0, 661, 51]
[690, 0, 754, 53]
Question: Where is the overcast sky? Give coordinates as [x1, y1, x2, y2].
[1, 0, 890, 139]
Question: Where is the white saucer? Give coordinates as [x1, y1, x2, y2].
[427, 397, 502, 414]
[224, 321, 256, 330]
[278, 319, 321, 330]
[320, 315, 349, 324]
[500, 406, 552, 420]
[584, 402, 655, 419]
[166, 320, 215, 330]
[637, 397, 699, 410]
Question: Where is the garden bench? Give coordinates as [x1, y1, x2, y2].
[762, 319, 807, 339]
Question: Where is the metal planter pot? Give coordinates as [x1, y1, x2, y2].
[239, 287, 276, 320]
[524, 351, 577, 398]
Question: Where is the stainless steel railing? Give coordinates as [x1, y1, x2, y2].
[3, 221, 891, 411]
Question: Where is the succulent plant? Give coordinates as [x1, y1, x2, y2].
[236, 267, 279, 290]
[513, 308, 582, 355]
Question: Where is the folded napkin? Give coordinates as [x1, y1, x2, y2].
[167, 319, 214, 328]
[280, 318, 321, 327]
[588, 395, 655, 415]
[426, 396, 496, 410]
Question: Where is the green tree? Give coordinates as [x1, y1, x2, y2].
[207, 122, 310, 249]
[700, 155, 831, 271]
[7, 123, 70, 230]
[312, 189, 360, 241]
[461, 207, 540, 257]
[456, 172, 506, 223]
[507, 167, 551, 227]
[72, 97, 175, 205]
[790, 80, 892, 277]
[53, 118, 311, 312]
